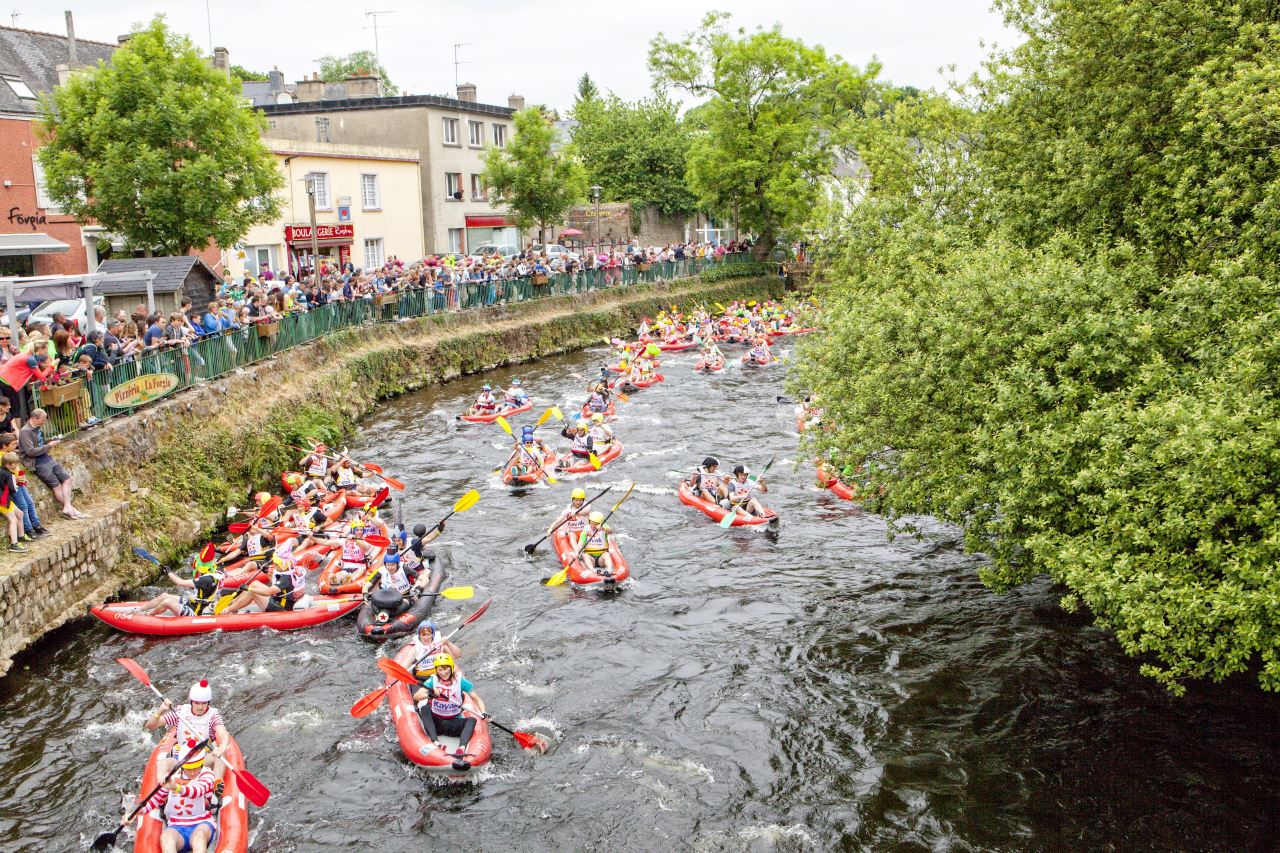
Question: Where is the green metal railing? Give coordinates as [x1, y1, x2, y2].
[32, 253, 751, 438]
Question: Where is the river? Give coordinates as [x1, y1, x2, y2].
[1, 342, 1277, 852]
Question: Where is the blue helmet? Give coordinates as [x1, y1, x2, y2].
[511, 378, 522, 386]
[522, 425, 535, 437]
[417, 619, 437, 634]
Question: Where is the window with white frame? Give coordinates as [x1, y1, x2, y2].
[307, 172, 331, 208]
[492, 124, 507, 148]
[442, 117, 459, 145]
[3, 76, 36, 100]
[361, 173, 380, 209]
[448, 228, 464, 253]
[468, 120, 484, 147]
[470, 174, 486, 201]
[364, 237, 385, 269]
[445, 172, 462, 199]
[31, 155, 61, 213]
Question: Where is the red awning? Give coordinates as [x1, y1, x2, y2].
[465, 215, 516, 228]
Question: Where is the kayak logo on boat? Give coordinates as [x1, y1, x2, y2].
[103, 373, 181, 409]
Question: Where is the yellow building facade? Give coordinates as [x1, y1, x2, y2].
[229, 138, 424, 280]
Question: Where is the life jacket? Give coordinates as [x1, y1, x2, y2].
[306, 455, 329, 477]
[570, 432, 590, 454]
[428, 676, 465, 718]
[695, 469, 723, 494]
[376, 555, 412, 594]
[587, 392, 607, 411]
[155, 767, 217, 827]
[271, 562, 305, 606]
[562, 504, 587, 533]
[334, 466, 358, 487]
[475, 392, 496, 410]
[341, 538, 367, 567]
[244, 533, 266, 556]
[589, 425, 611, 446]
[412, 634, 448, 677]
[401, 541, 425, 573]
[171, 704, 221, 749]
[188, 573, 221, 616]
[727, 478, 753, 503]
[580, 524, 610, 555]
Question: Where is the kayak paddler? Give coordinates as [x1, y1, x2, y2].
[220, 542, 306, 614]
[145, 679, 230, 783]
[546, 487, 590, 538]
[398, 521, 445, 588]
[133, 545, 224, 618]
[504, 425, 549, 478]
[362, 541, 413, 596]
[217, 519, 272, 567]
[132, 736, 225, 853]
[559, 420, 594, 464]
[467, 384, 498, 416]
[412, 653, 486, 758]
[330, 521, 375, 586]
[298, 443, 330, 485]
[410, 620, 462, 679]
[690, 457, 726, 504]
[504, 378, 529, 405]
[585, 382, 610, 413]
[588, 413, 613, 448]
[571, 510, 616, 578]
[723, 464, 769, 517]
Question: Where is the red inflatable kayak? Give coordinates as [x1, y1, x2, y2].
[132, 733, 249, 853]
[552, 529, 631, 589]
[580, 400, 617, 420]
[386, 644, 493, 774]
[656, 338, 697, 352]
[317, 541, 389, 595]
[676, 480, 779, 527]
[556, 441, 623, 474]
[459, 399, 533, 423]
[626, 373, 665, 389]
[741, 352, 775, 368]
[90, 595, 362, 635]
[694, 357, 724, 374]
[768, 326, 815, 337]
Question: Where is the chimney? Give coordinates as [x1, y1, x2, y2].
[117, 33, 133, 45]
[212, 46, 230, 79]
[294, 75, 326, 102]
[508, 93, 525, 111]
[456, 82, 477, 103]
[343, 74, 383, 99]
[65, 11, 78, 67]
[55, 63, 70, 86]
[268, 67, 285, 93]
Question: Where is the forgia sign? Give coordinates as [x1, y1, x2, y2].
[284, 223, 354, 242]
[103, 373, 180, 409]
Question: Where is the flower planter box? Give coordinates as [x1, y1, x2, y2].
[256, 321, 280, 338]
[374, 293, 399, 307]
[533, 274, 549, 285]
[637, 262, 652, 272]
[39, 378, 83, 407]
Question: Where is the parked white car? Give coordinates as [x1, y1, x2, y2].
[529, 244, 580, 262]
[469, 244, 520, 262]
[28, 295, 106, 328]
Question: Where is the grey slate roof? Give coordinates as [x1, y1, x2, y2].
[0, 25, 116, 116]
[94, 257, 220, 295]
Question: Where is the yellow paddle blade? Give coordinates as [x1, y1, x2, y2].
[453, 489, 481, 513]
[496, 415, 513, 435]
[614, 390, 629, 403]
[213, 593, 236, 615]
[589, 452, 601, 470]
[611, 481, 637, 513]
[670, 304, 676, 313]
[440, 586, 474, 600]
[536, 407, 554, 427]
[550, 406, 564, 422]
[546, 472, 558, 485]
[545, 568, 569, 587]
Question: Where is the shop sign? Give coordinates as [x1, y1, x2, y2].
[7, 207, 48, 230]
[284, 223, 354, 242]
[103, 373, 180, 409]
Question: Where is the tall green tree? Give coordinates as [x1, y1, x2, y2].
[797, 0, 1280, 694]
[570, 93, 696, 215]
[229, 64, 268, 82]
[574, 72, 600, 104]
[649, 12, 879, 254]
[318, 49, 399, 95]
[37, 17, 282, 256]
[481, 108, 586, 244]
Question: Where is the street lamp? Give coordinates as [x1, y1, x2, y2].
[590, 185, 602, 256]
[304, 173, 321, 289]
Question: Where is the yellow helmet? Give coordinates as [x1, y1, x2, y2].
[364, 506, 378, 517]
[432, 652, 455, 670]
[589, 511, 605, 524]
[349, 520, 363, 532]
[285, 473, 303, 488]
[592, 413, 604, 423]
[254, 492, 271, 506]
[571, 488, 587, 500]
[178, 738, 207, 770]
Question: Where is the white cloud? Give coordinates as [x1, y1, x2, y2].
[26, 1, 1015, 109]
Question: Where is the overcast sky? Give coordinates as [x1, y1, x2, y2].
[16, 1, 1016, 109]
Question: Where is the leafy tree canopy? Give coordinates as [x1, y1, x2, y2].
[796, 0, 1280, 694]
[229, 64, 268, 82]
[481, 107, 586, 242]
[570, 92, 696, 216]
[574, 72, 599, 104]
[649, 11, 880, 255]
[318, 49, 399, 95]
[37, 16, 283, 256]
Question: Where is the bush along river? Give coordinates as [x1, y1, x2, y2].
[1, 341, 1277, 852]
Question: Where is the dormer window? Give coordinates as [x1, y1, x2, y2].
[4, 76, 36, 100]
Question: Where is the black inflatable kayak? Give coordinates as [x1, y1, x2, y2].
[355, 547, 451, 642]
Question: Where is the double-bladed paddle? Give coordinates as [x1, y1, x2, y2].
[522, 485, 612, 556]
[544, 481, 635, 587]
[92, 737, 212, 852]
[496, 415, 557, 485]
[719, 456, 776, 528]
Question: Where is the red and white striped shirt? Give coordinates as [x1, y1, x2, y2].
[161, 705, 225, 746]
[139, 767, 216, 826]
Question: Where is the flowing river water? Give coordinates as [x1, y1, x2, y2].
[2, 342, 1278, 852]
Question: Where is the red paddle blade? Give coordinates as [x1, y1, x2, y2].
[378, 473, 407, 490]
[257, 496, 282, 518]
[199, 542, 216, 563]
[115, 657, 152, 687]
[228, 522, 250, 534]
[231, 767, 270, 807]
[362, 462, 384, 474]
[350, 687, 389, 718]
[375, 656, 418, 686]
[362, 534, 390, 548]
[513, 730, 549, 752]
[370, 487, 390, 508]
[461, 597, 493, 628]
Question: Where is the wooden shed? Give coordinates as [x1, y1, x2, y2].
[93, 257, 221, 318]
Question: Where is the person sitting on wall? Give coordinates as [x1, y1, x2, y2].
[18, 408, 83, 520]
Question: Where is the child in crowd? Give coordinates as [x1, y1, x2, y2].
[0, 432, 45, 538]
[0, 451, 28, 551]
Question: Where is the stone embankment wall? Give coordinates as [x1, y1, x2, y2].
[0, 276, 784, 677]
